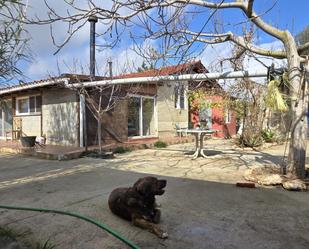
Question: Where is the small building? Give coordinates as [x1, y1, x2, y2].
[190, 94, 237, 138]
[0, 61, 236, 147]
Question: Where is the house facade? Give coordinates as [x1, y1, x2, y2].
[0, 61, 235, 147]
[190, 95, 237, 138]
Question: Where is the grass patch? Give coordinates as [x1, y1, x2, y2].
[154, 141, 167, 148]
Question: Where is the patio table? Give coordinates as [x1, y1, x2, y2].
[178, 129, 216, 159]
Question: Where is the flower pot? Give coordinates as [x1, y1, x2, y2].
[20, 136, 36, 147]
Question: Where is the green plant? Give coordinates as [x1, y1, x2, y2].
[262, 128, 276, 143]
[154, 141, 167, 148]
[240, 133, 264, 148]
[114, 146, 131, 154]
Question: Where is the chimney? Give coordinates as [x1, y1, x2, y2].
[88, 15, 98, 80]
[108, 60, 113, 79]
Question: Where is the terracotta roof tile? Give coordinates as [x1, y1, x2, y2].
[116, 61, 207, 79]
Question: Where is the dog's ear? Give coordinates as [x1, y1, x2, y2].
[134, 178, 152, 196]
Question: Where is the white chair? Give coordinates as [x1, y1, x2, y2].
[175, 123, 188, 137]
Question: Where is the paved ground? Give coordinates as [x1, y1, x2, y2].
[0, 140, 308, 249]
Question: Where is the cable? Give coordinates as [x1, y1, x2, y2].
[0, 205, 140, 249]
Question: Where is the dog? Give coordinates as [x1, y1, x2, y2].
[108, 176, 168, 239]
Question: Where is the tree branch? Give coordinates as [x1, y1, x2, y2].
[298, 41, 309, 55]
[181, 30, 286, 59]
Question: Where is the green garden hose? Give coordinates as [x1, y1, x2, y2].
[0, 205, 140, 249]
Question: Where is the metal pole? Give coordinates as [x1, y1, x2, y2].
[81, 15, 97, 150]
[88, 15, 98, 79]
[108, 60, 113, 78]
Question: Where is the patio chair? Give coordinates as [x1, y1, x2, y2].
[175, 123, 188, 137]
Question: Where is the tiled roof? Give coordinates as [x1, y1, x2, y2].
[0, 77, 69, 95]
[0, 74, 110, 95]
[116, 60, 207, 79]
[0, 61, 217, 95]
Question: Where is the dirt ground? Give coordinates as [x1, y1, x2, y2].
[0, 140, 308, 249]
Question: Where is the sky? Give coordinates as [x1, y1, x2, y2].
[9, 0, 309, 85]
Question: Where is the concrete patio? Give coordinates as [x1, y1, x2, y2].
[0, 140, 308, 248]
[0, 136, 194, 161]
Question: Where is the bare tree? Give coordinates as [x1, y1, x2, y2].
[0, 0, 29, 85]
[25, 0, 309, 178]
[296, 25, 309, 56]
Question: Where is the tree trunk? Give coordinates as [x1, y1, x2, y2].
[98, 89, 103, 154]
[285, 32, 307, 178]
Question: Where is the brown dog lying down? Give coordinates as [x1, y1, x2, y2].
[108, 176, 168, 239]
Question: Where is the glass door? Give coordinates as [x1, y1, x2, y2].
[142, 98, 155, 136]
[128, 97, 141, 137]
[128, 96, 155, 137]
[0, 106, 2, 138]
[0, 100, 12, 139]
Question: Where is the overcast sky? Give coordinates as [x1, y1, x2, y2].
[11, 0, 309, 84]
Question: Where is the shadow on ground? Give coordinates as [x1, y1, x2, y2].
[0, 151, 308, 249]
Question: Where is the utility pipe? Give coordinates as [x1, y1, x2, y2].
[68, 69, 269, 88]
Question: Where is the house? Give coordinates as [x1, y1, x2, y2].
[190, 94, 237, 138]
[0, 61, 236, 147]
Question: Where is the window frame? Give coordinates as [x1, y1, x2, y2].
[16, 95, 42, 116]
[174, 82, 187, 110]
[225, 109, 232, 124]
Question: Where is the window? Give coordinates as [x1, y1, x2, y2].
[174, 83, 186, 109]
[16, 95, 42, 115]
[225, 109, 232, 123]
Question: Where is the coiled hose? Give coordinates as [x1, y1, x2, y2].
[0, 205, 140, 249]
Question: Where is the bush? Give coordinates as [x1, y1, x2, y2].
[154, 141, 167, 148]
[114, 146, 131, 154]
[262, 128, 276, 143]
[239, 132, 264, 148]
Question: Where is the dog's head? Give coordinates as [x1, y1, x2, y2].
[133, 176, 167, 196]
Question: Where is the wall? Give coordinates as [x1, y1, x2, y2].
[190, 95, 237, 138]
[87, 98, 128, 145]
[157, 82, 188, 137]
[19, 115, 41, 136]
[42, 88, 79, 146]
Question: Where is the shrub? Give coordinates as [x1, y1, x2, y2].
[262, 128, 276, 143]
[154, 141, 167, 148]
[242, 134, 264, 148]
[114, 146, 131, 154]
[237, 130, 264, 148]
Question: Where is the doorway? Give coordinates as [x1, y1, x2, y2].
[0, 100, 13, 139]
[128, 96, 156, 137]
